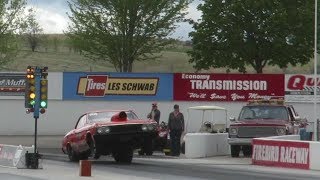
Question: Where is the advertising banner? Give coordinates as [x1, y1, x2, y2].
[173, 73, 284, 101]
[285, 74, 320, 102]
[0, 73, 25, 96]
[63, 72, 173, 100]
[252, 138, 310, 169]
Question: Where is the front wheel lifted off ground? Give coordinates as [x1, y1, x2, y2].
[113, 148, 133, 164]
[87, 138, 100, 160]
[67, 145, 79, 162]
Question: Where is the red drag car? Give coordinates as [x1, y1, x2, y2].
[62, 109, 158, 163]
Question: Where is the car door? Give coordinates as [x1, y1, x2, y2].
[73, 114, 87, 153]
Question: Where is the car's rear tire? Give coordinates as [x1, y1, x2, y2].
[67, 145, 79, 162]
[242, 145, 252, 157]
[231, 145, 241, 157]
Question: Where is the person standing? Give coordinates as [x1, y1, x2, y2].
[168, 104, 184, 156]
[147, 102, 161, 124]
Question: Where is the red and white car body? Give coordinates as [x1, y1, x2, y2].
[62, 109, 157, 163]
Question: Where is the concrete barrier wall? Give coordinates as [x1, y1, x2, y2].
[309, 142, 320, 171]
[0, 144, 37, 169]
[264, 135, 300, 140]
[185, 133, 230, 158]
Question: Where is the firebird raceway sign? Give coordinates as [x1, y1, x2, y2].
[0, 73, 25, 96]
[63, 72, 173, 100]
[252, 138, 310, 169]
[173, 73, 284, 101]
[285, 74, 320, 102]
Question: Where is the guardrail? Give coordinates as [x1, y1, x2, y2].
[0, 144, 42, 169]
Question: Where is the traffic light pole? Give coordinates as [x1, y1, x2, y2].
[31, 67, 41, 169]
[25, 66, 48, 169]
[34, 117, 38, 156]
[34, 67, 40, 154]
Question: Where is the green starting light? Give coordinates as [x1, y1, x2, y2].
[40, 101, 47, 108]
[30, 100, 36, 106]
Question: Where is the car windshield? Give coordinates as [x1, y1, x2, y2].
[87, 111, 139, 123]
[238, 106, 289, 121]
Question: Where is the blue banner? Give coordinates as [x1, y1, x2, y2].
[63, 72, 173, 100]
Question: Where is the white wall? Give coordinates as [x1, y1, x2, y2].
[2, 99, 320, 135]
[310, 142, 320, 170]
[1, 72, 319, 136]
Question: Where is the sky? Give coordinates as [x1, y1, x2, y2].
[27, 0, 202, 40]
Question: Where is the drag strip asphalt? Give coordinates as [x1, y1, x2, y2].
[41, 153, 320, 180]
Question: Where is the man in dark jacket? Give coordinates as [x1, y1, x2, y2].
[168, 104, 184, 156]
[147, 102, 161, 124]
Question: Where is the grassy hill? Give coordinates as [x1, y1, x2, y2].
[1, 34, 315, 74]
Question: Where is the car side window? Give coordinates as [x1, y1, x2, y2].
[76, 115, 87, 129]
[127, 111, 139, 120]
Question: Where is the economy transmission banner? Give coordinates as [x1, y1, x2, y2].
[173, 73, 284, 102]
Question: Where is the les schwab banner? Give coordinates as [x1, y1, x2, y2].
[174, 73, 284, 101]
[252, 139, 310, 169]
[63, 72, 173, 100]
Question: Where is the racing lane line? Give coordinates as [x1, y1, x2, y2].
[41, 154, 320, 180]
[43, 158, 319, 180]
[93, 159, 318, 180]
[0, 173, 44, 180]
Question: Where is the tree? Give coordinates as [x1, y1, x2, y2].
[188, 0, 314, 74]
[25, 9, 43, 52]
[67, 0, 191, 72]
[0, 0, 28, 67]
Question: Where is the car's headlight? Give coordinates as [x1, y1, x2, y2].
[276, 128, 286, 135]
[229, 128, 238, 135]
[97, 126, 110, 134]
[142, 125, 148, 131]
[142, 124, 156, 131]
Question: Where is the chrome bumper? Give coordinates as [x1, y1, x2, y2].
[228, 138, 252, 145]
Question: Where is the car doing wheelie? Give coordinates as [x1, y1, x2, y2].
[228, 98, 308, 157]
[62, 109, 158, 163]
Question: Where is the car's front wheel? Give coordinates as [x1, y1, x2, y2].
[86, 136, 100, 160]
[138, 150, 145, 156]
[67, 145, 79, 162]
[113, 147, 133, 163]
[142, 138, 153, 156]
